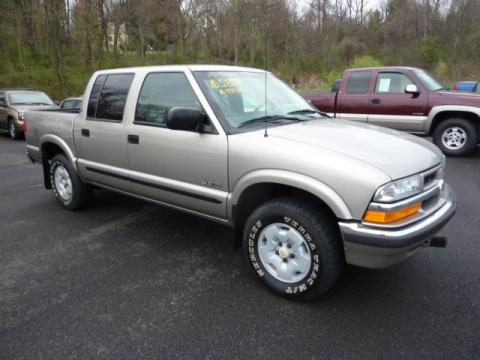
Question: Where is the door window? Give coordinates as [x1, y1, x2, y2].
[346, 71, 372, 94]
[135, 72, 201, 126]
[87, 73, 134, 121]
[87, 75, 106, 118]
[375, 73, 414, 94]
[0, 93, 5, 106]
[95, 74, 134, 121]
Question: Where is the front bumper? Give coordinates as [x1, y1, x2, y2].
[338, 184, 456, 268]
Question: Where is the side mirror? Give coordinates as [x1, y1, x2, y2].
[405, 84, 420, 95]
[166, 107, 209, 132]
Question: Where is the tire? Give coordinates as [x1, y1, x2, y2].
[243, 198, 343, 300]
[433, 118, 478, 156]
[49, 154, 94, 210]
[8, 118, 22, 140]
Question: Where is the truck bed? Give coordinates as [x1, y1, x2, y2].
[25, 109, 78, 160]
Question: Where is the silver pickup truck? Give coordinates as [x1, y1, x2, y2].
[25, 65, 456, 299]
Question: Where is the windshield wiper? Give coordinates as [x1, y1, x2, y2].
[287, 109, 329, 117]
[434, 87, 450, 91]
[238, 115, 304, 128]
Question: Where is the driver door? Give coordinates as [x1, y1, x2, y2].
[367, 72, 428, 132]
[126, 71, 228, 219]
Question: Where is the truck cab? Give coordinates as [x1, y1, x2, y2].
[304, 67, 480, 156]
[25, 65, 456, 300]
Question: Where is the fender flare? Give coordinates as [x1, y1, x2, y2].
[228, 169, 353, 220]
[427, 105, 480, 133]
[40, 134, 77, 168]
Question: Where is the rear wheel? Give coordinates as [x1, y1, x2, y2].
[243, 198, 343, 300]
[49, 154, 93, 210]
[433, 118, 478, 156]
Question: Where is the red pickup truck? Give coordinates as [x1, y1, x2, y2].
[304, 67, 480, 156]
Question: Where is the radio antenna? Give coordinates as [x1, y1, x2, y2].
[263, 0, 268, 138]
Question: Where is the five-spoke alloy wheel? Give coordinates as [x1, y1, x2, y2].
[433, 118, 478, 156]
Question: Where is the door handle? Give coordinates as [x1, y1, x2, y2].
[370, 98, 381, 104]
[127, 134, 139, 144]
[81, 128, 90, 137]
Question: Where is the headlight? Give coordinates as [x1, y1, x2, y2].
[18, 112, 25, 120]
[373, 174, 424, 203]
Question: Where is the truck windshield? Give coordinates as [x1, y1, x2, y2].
[413, 69, 447, 91]
[8, 91, 54, 106]
[193, 71, 321, 129]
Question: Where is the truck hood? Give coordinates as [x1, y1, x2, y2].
[431, 90, 480, 106]
[263, 118, 442, 180]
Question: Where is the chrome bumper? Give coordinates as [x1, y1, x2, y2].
[339, 184, 456, 268]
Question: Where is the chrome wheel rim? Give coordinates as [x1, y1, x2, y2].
[54, 165, 73, 201]
[257, 223, 312, 283]
[442, 127, 467, 150]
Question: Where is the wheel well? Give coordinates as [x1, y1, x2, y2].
[232, 183, 338, 248]
[41, 142, 65, 189]
[430, 111, 480, 135]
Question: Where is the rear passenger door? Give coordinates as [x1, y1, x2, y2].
[367, 72, 428, 132]
[74, 73, 134, 191]
[336, 70, 372, 122]
[126, 71, 228, 219]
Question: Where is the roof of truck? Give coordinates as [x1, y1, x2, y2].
[93, 64, 266, 75]
[345, 66, 420, 72]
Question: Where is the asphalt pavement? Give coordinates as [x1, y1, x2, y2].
[0, 134, 479, 359]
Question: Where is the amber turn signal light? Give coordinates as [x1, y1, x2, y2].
[363, 203, 421, 224]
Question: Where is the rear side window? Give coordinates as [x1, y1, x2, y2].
[135, 72, 201, 126]
[346, 71, 372, 94]
[95, 74, 134, 121]
[87, 73, 134, 121]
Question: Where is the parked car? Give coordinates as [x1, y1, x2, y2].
[0, 89, 57, 139]
[59, 97, 82, 110]
[453, 81, 480, 93]
[303, 67, 480, 156]
[25, 65, 456, 300]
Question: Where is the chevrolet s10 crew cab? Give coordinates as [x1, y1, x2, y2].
[25, 65, 456, 299]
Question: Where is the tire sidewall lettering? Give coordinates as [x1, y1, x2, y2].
[247, 214, 322, 295]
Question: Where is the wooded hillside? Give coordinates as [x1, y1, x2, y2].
[0, 0, 479, 99]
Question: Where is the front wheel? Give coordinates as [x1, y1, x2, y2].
[243, 198, 344, 300]
[49, 154, 94, 210]
[8, 119, 21, 140]
[433, 118, 478, 156]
